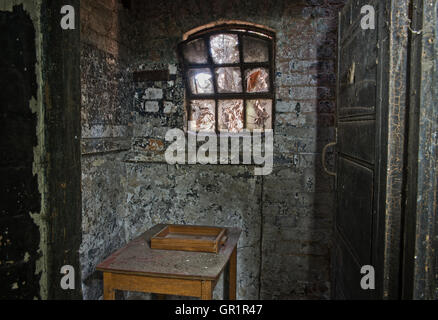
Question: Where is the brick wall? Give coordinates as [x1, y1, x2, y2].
[79, 0, 134, 299]
[125, 0, 344, 299]
[80, 0, 345, 300]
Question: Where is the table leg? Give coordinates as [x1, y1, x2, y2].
[201, 280, 213, 300]
[229, 246, 237, 300]
[103, 272, 115, 300]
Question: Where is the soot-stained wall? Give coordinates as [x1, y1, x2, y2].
[79, 0, 135, 299]
[1, 0, 82, 300]
[80, 0, 344, 300]
[0, 5, 41, 299]
[126, 0, 342, 300]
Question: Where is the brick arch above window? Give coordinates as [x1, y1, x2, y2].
[179, 22, 276, 133]
[182, 20, 276, 41]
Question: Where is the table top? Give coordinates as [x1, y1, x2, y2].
[96, 224, 241, 281]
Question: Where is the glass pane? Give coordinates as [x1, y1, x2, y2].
[183, 38, 208, 64]
[246, 99, 272, 130]
[243, 36, 269, 63]
[188, 69, 214, 94]
[210, 34, 239, 64]
[189, 100, 216, 132]
[218, 100, 244, 133]
[215, 67, 242, 93]
[245, 68, 269, 93]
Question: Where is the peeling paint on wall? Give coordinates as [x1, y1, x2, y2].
[1, 0, 47, 299]
[79, 0, 343, 300]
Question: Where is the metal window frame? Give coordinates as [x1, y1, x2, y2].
[178, 24, 276, 134]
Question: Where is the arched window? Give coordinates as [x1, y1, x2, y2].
[178, 23, 275, 133]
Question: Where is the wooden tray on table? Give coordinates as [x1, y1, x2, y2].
[150, 224, 227, 253]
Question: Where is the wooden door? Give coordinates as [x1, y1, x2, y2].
[332, 0, 387, 300]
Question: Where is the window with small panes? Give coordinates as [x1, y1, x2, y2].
[179, 25, 275, 133]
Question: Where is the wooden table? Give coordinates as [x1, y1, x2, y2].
[96, 224, 241, 300]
